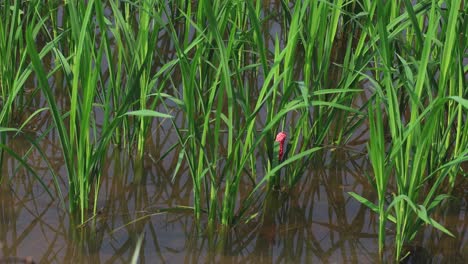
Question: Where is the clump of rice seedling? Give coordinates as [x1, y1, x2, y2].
[350, 0, 468, 260]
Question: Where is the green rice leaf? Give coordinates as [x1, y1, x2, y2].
[123, 110, 173, 119]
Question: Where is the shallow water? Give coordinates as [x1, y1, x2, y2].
[1, 132, 466, 263]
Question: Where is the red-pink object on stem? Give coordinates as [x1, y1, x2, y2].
[275, 132, 287, 161]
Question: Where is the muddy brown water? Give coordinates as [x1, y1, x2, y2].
[1, 131, 466, 263]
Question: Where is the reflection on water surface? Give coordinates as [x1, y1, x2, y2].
[1, 136, 466, 263]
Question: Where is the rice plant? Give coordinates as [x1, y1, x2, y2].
[25, 0, 173, 222]
[349, 0, 468, 260]
[156, 0, 365, 231]
[1, 0, 465, 261]
[0, 1, 42, 166]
